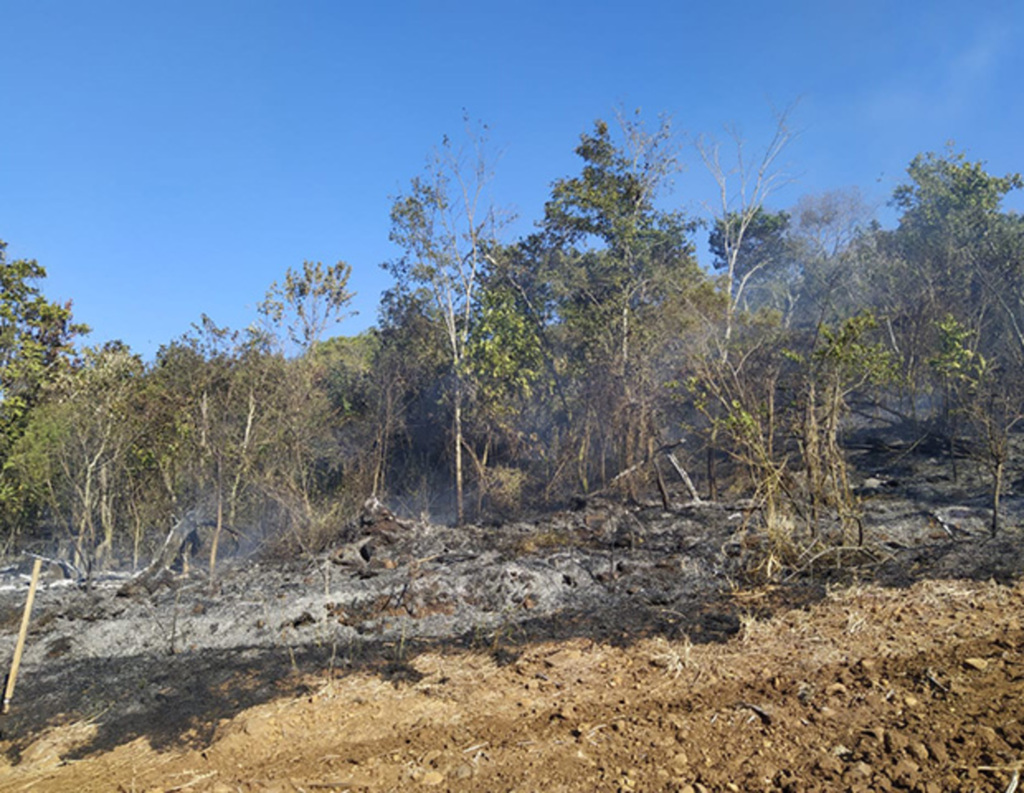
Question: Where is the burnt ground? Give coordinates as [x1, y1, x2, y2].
[2, 431, 1024, 791]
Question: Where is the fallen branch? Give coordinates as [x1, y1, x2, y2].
[666, 452, 702, 503]
[584, 441, 703, 504]
[26, 552, 81, 582]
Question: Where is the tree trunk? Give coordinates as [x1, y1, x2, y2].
[991, 458, 1004, 536]
[706, 439, 718, 502]
[454, 379, 465, 525]
[209, 458, 224, 584]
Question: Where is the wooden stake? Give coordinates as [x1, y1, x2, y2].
[3, 558, 43, 714]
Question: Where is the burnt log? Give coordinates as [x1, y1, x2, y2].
[330, 498, 412, 569]
[118, 511, 213, 597]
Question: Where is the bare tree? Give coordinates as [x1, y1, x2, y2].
[689, 108, 796, 500]
[387, 119, 506, 523]
[696, 108, 796, 356]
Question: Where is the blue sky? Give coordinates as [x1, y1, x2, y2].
[2, 0, 1022, 358]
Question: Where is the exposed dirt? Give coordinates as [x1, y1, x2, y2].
[2, 433, 1024, 792]
[3, 577, 1024, 792]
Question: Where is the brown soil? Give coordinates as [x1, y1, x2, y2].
[3, 577, 1023, 793]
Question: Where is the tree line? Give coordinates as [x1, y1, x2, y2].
[2, 111, 1022, 572]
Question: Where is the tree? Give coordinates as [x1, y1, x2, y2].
[786, 188, 875, 327]
[386, 119, 504, 523]
[796, 312, 894, 543]
[259, 260, 355, 355]
[929, 315, 1024, 534]
[696, 109, 795, 354]
[708, 207, 790, 315]
[544, 112, 694, 373]
[539, 112, 703, 493]
[0, 240, 88, 534]
[9, 342, 145, 569]
[369, 288, 450, 510]
[871, 148, 1023, 414]
[712, 189, 876, 329]
[462, 281, 546, 514]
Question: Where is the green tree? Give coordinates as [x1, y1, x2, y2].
[929, 315, 1024, 534]
[8, 343, 145, 569]
[708, 207, 790, 315]
[461, 282, 546, 514]
[369, 289, 449, 509]
[539, 112, 703, 493]
[0, 240, 88, 533]
[870, 148, 1022, 414]
[785, 189, 876, 328]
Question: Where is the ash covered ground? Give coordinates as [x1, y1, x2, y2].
[2, 432, 1024, 791]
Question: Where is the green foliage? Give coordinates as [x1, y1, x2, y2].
[813, 311, 896, 388]
[887, 147, 1022, 309]
[709, 208, 790, 276]
[259, 260, 355, 354]
[893, 148, 1022, 234]
[468, 286, 544, 408]
[0, 241, 90, 537]
[535, 114, 706, 494]
[0, 241, 88, 455]
[315, 331, 380, 418]
[929, 314, 980, 382]
[4, 343, 146, 561]
[543, 115, 698, 295]
[11, 125, 1024, 558]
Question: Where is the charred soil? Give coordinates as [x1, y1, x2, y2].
[2, 433, 1024, 792]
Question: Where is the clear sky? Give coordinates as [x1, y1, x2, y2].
[2, 0, 1022, 359]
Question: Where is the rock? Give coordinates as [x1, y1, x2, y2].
[884, 730, 908, 754]
[892, 757, 920, 787]
[964, 657, 989, 671]
[976, 724, 1001, 748]
[926, 740, 949, 763]
[421, 770, 445, 786]
[847, 761, 873, 779]
[825, 682, 847, 697]
[863, 726, 885, 742]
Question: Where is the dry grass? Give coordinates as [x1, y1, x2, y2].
[648, 635, 695, 679]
